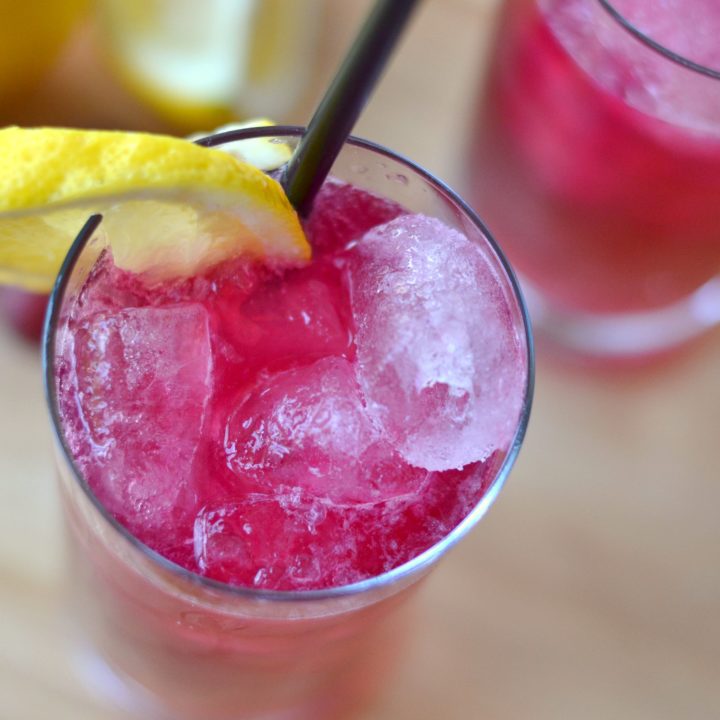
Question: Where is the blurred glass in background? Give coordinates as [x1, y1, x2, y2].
[0, 0, 89, 104]
[96, 0, 321, 132]
[466, 0, 720, 364]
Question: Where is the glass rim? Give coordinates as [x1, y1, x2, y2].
[597, 0, 720, 80]
[42, 125, 535, 604]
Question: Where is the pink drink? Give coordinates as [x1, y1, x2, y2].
[0, 287, 48, 342]
[468, 0, 720, 356]
[47, 129, 531, 719]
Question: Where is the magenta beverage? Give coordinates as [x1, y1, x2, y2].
[468, 0, 720, 359]
[45, 128, 533, 719]
[0, 287, 49, 342]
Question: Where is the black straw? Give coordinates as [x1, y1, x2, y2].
[281, 0, 421, 217]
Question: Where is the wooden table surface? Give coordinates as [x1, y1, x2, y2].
[1, 1, 719, 719]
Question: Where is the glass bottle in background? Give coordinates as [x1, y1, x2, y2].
[96, 0, 322, 133]
[466, 0, 720, 361]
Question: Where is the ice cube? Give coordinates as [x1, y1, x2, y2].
[64, 303, 213, 535]
[224, 356, 426, 502]
[347, 214, 525, 471]
[193, 453, 505, 590]
[304, 177, 406, 255]
[217, 266, 351, 368]
[193, 487, 431, 590]
[193, 490, 333, 589]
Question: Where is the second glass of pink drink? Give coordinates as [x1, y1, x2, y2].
[468, 0, 720, 360]
[45, 127, 533, 719]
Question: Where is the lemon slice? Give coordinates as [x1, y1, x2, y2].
[0, 126, 308, 292]
[187, 119, 292, 171]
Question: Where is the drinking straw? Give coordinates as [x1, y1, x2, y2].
[281, 0, 421, 217]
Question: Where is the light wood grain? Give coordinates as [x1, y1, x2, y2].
[2, 1, 720, 718]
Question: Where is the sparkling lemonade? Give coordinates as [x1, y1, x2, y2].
[41, 128, 532, 719]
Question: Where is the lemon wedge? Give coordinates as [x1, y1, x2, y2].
[187, 119, 292, 171]
[0, 126, 308, 292]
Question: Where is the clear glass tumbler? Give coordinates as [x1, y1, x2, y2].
[44, 127, 534, 720]
[467, 0, 720, 360]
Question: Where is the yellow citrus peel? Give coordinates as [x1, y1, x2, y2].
[0, 126, 308, 292]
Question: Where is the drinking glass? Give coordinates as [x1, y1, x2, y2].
[467, 0, 720, 360]
[44, 127, 533, 720]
